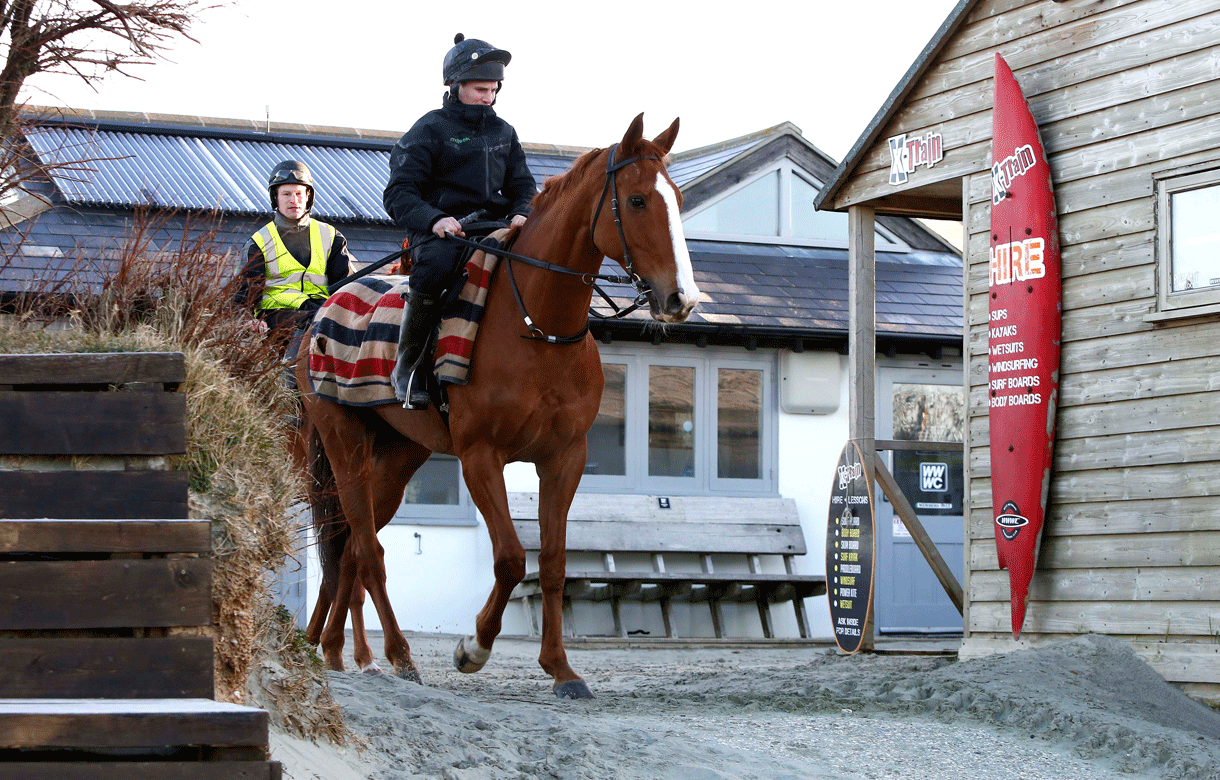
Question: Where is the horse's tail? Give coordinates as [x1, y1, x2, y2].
[307, 426, 348, 596]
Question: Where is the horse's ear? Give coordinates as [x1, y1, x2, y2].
[652, 118, 680, 156]
[620, 113, 645, 155]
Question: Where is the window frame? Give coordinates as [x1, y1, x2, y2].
[682, 160, 908, 250]
[1152, 164, 1220, 320]
[389, 453, 477, 527]
[581, 344, 778, 497]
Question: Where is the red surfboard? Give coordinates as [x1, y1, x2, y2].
[988, 53, 1062, 639]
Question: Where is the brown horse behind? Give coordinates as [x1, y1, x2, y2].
[296, 114, 699, 698]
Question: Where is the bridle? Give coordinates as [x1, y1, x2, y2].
[444, 144, 662, 344]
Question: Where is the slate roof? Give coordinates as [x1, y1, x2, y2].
[3, 110, 962, 350]
[588, 240, 961, 348]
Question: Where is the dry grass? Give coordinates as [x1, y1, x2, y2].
[0, 209, 353, 743]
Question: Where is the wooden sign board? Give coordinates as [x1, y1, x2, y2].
[826, 440, 876, 654]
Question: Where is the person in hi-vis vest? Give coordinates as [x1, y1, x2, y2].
[235, 160, 357, 362]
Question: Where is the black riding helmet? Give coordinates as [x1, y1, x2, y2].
[442, 33, 511, 87]
[268, 159, 315, 213]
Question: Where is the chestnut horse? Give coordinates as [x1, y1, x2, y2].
[297, 114, 699, 698]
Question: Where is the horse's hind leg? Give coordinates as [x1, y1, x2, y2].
[350, 439, 431, 682]
[453, 447, 524, 676]
[347, 579, 377, 673]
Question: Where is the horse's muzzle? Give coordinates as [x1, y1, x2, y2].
[650, 289, 697, 323]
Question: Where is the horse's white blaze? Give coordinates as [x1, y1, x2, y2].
[656, 172, 700, 306]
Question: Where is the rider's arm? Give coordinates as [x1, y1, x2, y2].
[233, 240, 266, 314]
[502, 130, 535, 221]
[383, 123, 448, 232]
[326, 231, 357, 287]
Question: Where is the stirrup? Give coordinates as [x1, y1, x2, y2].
[402, 367, 430, 410]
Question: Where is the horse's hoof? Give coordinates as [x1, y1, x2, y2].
[397, 665, 423, 684]
[554, 679, 595, 700]
[360, 662, 385, 676]
[453, 635, 491, 674]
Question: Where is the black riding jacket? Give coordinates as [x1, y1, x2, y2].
[383, 94, 535, 236]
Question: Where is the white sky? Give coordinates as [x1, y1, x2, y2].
[23, 0, 961, 162]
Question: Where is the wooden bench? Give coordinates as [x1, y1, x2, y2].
[0, 352, 280, 779]
[508, 493, 826, 640]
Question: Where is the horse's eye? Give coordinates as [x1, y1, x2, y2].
[628, 195, 646, 210]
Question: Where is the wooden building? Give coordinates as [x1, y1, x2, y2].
[816, 0, 1220, 699]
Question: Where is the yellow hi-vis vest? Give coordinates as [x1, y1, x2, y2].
[251, 219, 337, 312]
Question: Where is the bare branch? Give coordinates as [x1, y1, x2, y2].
[0, 0, 219, 136]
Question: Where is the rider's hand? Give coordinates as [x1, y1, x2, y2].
[432, 216, 464, 238]
[510, 214, 527, 228]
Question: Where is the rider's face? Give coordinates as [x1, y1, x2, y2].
[277, 184, 309, 219]
[458, 80, 498, 105]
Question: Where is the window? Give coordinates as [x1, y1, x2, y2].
[1153, 166, 1220, 318]
[582, 346, 776, 495]
[683, 162, 905, 249]
[391, 453, 475, 526]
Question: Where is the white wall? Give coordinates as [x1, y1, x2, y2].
[300, 350, 855, 642]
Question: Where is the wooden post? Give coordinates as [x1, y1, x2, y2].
[872, 453, 965, 614]
[848, 204, 877, 652]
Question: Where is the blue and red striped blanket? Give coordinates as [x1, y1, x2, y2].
[307, 238, 501, 406]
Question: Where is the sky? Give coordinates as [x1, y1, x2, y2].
[24, 0, 962, 163]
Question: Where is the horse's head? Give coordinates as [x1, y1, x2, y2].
[591, 114, 700, 323]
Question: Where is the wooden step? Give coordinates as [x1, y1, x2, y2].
[0, 637, 214, 699]
[0, 518, 210, 554]
[0, 698, 268, 750]
[0, 558, 211, 630]
[0, 471, 190, 520]
[0, 352, 186, 388]
[0, 762, 281, 780]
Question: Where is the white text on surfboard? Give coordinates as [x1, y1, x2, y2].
[989, 236, 1046, 286]
[992, 143, 1037, 203]
[990, 357, 1039, 373]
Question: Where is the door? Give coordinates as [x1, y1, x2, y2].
[874, 363, 964, 634]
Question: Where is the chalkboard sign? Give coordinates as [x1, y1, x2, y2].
[826, 440, 876, 654]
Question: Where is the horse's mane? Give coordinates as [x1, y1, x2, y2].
[530, 146, 607, 215]
[530, 138, 670, 216]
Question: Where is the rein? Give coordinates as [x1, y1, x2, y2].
[441, 144, 660, 343]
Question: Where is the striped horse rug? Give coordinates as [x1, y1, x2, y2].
[307, 240, 501, 407]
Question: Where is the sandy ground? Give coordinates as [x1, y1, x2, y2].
[266, 632, 1220, 780]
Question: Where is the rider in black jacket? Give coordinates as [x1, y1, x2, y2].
[384, 33, 535, 408]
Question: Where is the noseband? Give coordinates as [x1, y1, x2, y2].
[445, 144, 665, 344]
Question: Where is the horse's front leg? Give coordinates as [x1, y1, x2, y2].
[535, 445, 594, 699]
[453, 447, 525, 675]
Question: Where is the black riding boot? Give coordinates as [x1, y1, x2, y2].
[392, 289, 441, 409]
